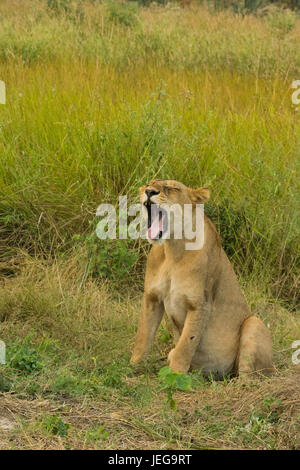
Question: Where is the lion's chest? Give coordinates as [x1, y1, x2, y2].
[163, 289, 187, 329]
[149, 269, 190, 329]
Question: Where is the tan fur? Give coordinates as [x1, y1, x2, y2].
[131, 179, 273, 378]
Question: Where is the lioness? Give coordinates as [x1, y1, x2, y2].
[130, 179, 273, 378]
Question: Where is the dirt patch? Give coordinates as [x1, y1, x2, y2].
[0, 414, 16, 431]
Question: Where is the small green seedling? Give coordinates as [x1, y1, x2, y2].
[159, 327, 172, 344]
[85, 425, 109, 443]
[158, 366, 192, 410]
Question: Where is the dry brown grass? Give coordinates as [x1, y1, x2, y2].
[0, 255, 299, 449]
[1, 366, 300, 449]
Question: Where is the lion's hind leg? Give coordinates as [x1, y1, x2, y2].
[237, 316, 274, 377]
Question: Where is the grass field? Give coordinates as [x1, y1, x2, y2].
[0, 0, 300, 449]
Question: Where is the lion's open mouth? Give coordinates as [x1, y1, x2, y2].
[144, 201, 168, 240]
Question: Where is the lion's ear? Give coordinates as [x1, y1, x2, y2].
[189, 187, 210, 204]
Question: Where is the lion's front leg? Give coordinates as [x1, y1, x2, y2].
[130, 293, 164, 365]
[168, 306, 208, 373]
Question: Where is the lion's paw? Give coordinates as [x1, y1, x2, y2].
[167, 348, 189, 374]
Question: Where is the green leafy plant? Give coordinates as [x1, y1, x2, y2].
[158, 366, 192, 409]
[243, 411, 272, 436]
[98, 359, 131, 389]
[9, 345, 43, 375]
[159, 327, 172, 344]
[41, 414, 70, 437]
[85, 424, 109, 443]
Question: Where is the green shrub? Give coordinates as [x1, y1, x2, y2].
[73, 231, 138, 282]
[105, 0, 140, 27]
[265, 7, 296, 37]
[46, 0, 85, 23]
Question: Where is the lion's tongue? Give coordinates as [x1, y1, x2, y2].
[148, 215, 162, 239]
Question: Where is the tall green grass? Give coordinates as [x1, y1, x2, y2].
[0, 1, 299, 306]
[0, 2, 299, 450]
[0, 1, 299, 74]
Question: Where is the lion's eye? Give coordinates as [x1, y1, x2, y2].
[165, 186, 179, 192]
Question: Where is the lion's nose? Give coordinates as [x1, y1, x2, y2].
[145, 189, 160, 198]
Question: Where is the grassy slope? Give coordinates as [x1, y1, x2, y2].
[0, 1, 299, 449]
[0, 257, 300, 449]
